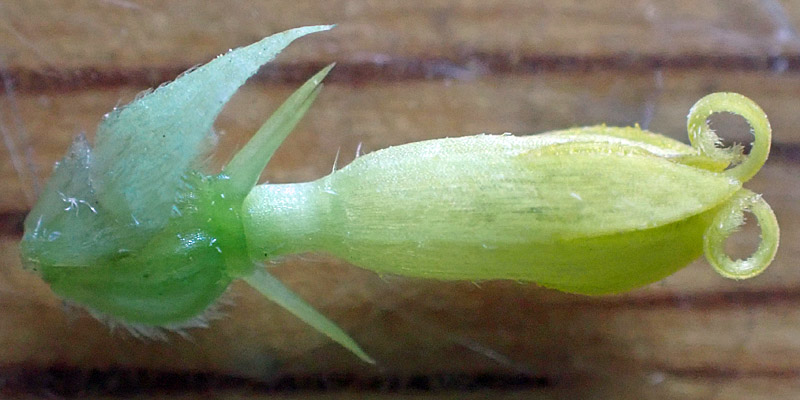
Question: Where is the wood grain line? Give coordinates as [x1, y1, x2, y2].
[4, 53, 800, 94]
[0, 210, 24, 238]
[0, 367, 551, 397]
[656, 365, 800, 380]
[552, 288, 800, 310]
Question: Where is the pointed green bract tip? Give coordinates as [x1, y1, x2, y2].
[243, 268, 375, 364]
[90, 25, 334, 234]
[224, 63, 335, 196]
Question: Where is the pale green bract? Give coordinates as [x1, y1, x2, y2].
[20, 26, 779, 364]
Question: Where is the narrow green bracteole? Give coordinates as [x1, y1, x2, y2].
[19, 25, 779, 363]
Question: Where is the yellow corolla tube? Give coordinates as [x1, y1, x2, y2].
[244, 93, 778, 294]
[20, 25, 778, 363]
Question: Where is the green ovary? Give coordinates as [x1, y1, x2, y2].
[43, 229, 232, 325]
[39, 175, 252, 326]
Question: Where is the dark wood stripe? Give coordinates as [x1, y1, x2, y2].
[3, 364, 798, 397]
[770, 142, 800, 164]
[0, 366, 551, 397]
[657, 365, 800, 380]
[557, 287, 800, 311]
[3, 53, 800, 94]
[0, 210, 25, 238]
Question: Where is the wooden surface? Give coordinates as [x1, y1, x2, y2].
[2, 1, 800, 399]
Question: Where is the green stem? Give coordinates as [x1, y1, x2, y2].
[242, 182, 324, 260]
